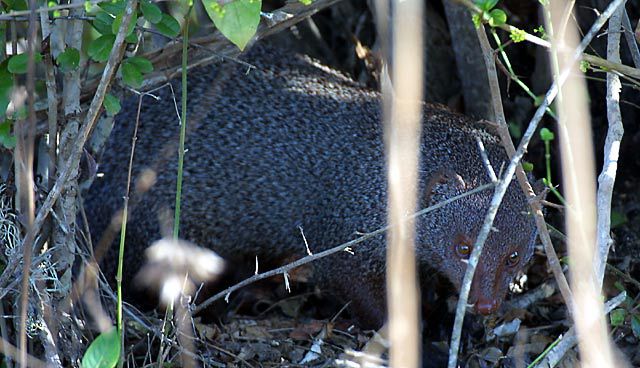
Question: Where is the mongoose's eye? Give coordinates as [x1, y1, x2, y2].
[506, 251, 520, 267]
[455, 243, 471, 259]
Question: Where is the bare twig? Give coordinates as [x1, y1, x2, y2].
[622, 10, 640, 68]
[447, 1, 626, 366]
[595, 3, 624, 289]
[194, 183, 495, 314]
[582, 53, 640, 79]
[475, 136, 497, 182]
[0, 0, 106, 20]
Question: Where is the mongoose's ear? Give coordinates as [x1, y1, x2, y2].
[424, 169, 466, 206]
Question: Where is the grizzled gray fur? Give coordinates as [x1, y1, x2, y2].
[85, 43, 537, 328]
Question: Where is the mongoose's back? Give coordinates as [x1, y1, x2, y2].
[86, 44, 537, 327]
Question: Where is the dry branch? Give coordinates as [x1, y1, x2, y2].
[596, 2, 624, 289]
[193, 183, 495, 314]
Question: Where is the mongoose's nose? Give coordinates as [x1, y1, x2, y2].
[475, 297, 499, 315]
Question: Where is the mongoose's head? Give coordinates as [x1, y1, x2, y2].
[418, 169, 537, 315]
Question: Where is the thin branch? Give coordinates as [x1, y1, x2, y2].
[595, 3, 624, 288]
[622, 10, 640, 68]
[194, 183, 495, 314]
[582, 53, 640, 79]
[0, 0, 107, 20]
[474, 136, 497, 182]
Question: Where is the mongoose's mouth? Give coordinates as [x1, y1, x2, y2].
[473, 296, 500, 315]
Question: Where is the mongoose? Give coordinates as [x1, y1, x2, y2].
[85, 42, 538, 328]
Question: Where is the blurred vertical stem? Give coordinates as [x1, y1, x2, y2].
[111, 2, 141, 367]
[174, 4, 192, 239]
[158, 3, 193, 366]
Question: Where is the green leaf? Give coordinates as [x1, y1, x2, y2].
[48, 0, 61, 17]
[155, 13, 181, 38]
[93, 11, 114, 35]
[56, 47, 80, 72]
[125, 32, 138, 44]
[508, 122, 521, 139]
[0, 119, 16, 149]
[632, 315, 640, 338]
[4, 0, 28, 11]
[613, 281, 625, 292]
[471, 13, 482, 28]
[98, 0, 125, 15]
[140, 0, 162, 24]
[125, 57, 153, 73]
[103, 94, 121, 116]
[533, 94, 544, 107]
[510, 28, 526, 43]
[121, 62, 143, 88]
[87, 35, 116, 62]
[539, 127, 555, 142]
[610, 210, 627, 228]
[522, 161, 534, 172]
[82, 327, 121, 368]
[7, 53, 43, 74]
[0, 61, 12, 119]
[474, 0, 498, 11]
[579, 60, 590, 73]
[112, 10, 137, 36]
[534, 25, 547, 39]
[298, 0, 312, 4]
[488, 9, 506, 27]
[0, 14, 6, 64]
[610, 308, 626, 327]
[204, 0, 261, 51]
